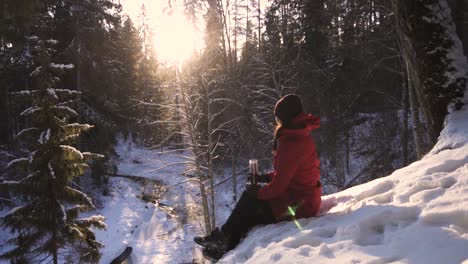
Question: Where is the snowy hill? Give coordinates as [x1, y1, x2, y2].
[220, 99, 468, 263]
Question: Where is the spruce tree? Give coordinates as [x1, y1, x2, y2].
[1, 38, 105, 264]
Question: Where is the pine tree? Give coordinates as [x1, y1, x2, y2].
[1, 38, 105, 264]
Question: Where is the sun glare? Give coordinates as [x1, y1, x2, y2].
[121, 0, 202, 65]
[153, 12, 201, 64]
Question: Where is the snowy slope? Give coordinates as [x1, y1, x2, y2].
[220, 99, 468, 263]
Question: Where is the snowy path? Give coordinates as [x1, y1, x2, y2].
[95, 136, 204, 264]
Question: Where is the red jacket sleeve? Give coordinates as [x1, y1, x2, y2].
[258, 138, 305, 200]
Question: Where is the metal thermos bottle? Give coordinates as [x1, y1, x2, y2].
[249, 159, 259, 185]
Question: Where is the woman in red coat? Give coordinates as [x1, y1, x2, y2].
[194, 94, 321, 260]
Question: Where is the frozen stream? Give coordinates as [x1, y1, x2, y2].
[95, 136, 212, 264]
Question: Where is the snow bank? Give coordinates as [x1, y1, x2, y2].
[221, 96, 468, 263]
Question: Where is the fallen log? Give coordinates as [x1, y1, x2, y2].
[105, 173, 164, 185]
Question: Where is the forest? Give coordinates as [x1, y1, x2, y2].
[0, 0, 467, 263]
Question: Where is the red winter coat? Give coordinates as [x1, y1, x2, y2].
[258, 113, 321, 221]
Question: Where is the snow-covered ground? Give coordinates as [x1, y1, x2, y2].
[98, 95, 468, 264]
[95, 136, 236, 263]
[220, 98, 468, 263]
[2, 102, 467, 264]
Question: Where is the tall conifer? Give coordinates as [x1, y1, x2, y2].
[1, 38, 105, 264]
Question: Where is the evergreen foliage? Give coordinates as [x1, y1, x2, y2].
[1, 38, 105, 264]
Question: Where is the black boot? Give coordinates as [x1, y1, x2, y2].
[194, 227, 229, 249]
[202, 246, 227, 262]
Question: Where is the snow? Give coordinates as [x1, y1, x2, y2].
[20, 106, 41, 117]
[6, 157, 28, 169]
[13, 89, 41, 96]
[59, 145, 83, 160]
[54, 89, 81, 96]
[90, 93, 468, 264]
[219, 93, 468, 263]
[52, 106, 78, 116]
[49, 63, 75, 69]
[28, 150, 37, 164]
[48, 161, 55, 179]
[47, 88, 59, 100]
[2, 98, 467, 263]
[30, 66, 42, 77]
[38, 129, 51, 144]
[94, 135, 213, 263]
[16, 127, 38, 138]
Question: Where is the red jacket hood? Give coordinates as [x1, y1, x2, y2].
[289, 112, 320, 132]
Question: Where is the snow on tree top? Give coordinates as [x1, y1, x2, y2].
[6, 205, 25, 216]
[29, 150, 38, 164]
[52, 106, 78, 116]
[59, 202, 66, 222]
[16, 127, 38, 138]
[48, 161, 56, 179]
[7, 157, 29, 169]
[66, 186, 94, 208]
[12, 90, 41, 96]
[82, 152, 105, 159]
[38, 129, 51, 145]
[26, 36, 38, 41]
[20, 106, 42, 117]
[54, 89, 81, 95]
[30, 66, 42, 77]
[20, 171, 41, 183]
[66, 123, 93, 129]
[60, 145, 84, 160]
[46, 39, 58, 45]
[47, 88, 59, 100]
[49, 63, 75, 69]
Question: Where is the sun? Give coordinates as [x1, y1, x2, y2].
[120, 0, 202, 65]
[152, 11, 201, 64]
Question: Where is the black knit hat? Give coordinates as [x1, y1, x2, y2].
[274, 94, 303, 124]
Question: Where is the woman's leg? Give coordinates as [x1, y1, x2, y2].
[221, 188, 275, 250]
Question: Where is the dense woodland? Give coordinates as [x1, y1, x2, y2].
[0, 0, 467, 263]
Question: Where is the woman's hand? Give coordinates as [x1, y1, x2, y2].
[247, 173, 272, 183]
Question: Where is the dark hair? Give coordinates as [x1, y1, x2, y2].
[272, 94, 305, 152]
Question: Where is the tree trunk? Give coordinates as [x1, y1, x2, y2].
[233, 0, 238, 67]
[391, 0, 468, 148]
[53, 240, 58, 264]
[232, 151, 237, 202]
[199, 180, 212, 233]
[206, 86, 216, 231]
[258, 0, 261, 51]
[401, 72, 409, 165]
[407, 63, 426, 159]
